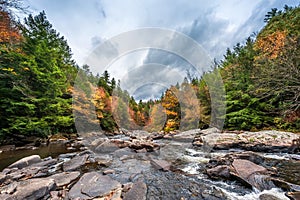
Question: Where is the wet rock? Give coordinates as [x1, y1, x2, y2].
[123, 181, 147, 200]
[49, 171, 80, 187]
[7, 155, 41, 169]
[63, 154, 89, 172]
[145, 170, 209, 199]
[231, 159, 272, 190]
[150, 159, 171, 171]
[232, 159, 268, 179]
[206, 165, 231, 179]
[259, 193, 284, 200]
[4, 178, 56, 200]
[68, 172, 121, 199]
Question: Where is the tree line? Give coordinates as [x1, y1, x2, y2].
[0, 2, 299, 145]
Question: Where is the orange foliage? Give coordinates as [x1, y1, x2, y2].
[255, 30, 287, 59]
[0, 10, 21, 44]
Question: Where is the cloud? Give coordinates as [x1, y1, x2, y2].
[25, 0, 300, 100]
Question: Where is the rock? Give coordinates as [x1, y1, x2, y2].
[0, 181, 18, 194]
[0, 145, 15, 152]
[128, 130, 151, 140]
[122, 182, 133, 192]
[150, 159, 171, 171]
[128, 139, 159, 151]
[231, 159, 272, 190]
[8, 155, 41, 169]
[286, 192, 300, 200]
[63, 154, 89, 172]
[206, 165, 231, 179]
[58, 152, 77, 160]
[173, 129, 201, 142]
[32, 158, 57, 168]
[232, 159, 268, 179]
[113, 147, 135, 158]
[5, 178, 56, 200]
[103, 169, 115, 175]
[123, 181, 147, 200]
[259, 193, 283, 200]
[0, 173, 7, 185]
[8, 166, 45, 181]
[68, 172, 121, 199]
[94, 155, 113, 167]
[200, 127, 221, 135]
[95, 139, 119, 153]
[49, 171, 80, 187]
[136, 148, 148, 153]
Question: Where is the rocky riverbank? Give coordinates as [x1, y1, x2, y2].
[0, 128, 299, 199]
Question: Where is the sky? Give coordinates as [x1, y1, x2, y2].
[24, 0, 299, 100]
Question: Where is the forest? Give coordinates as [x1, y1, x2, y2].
[0, 1, 299, 145]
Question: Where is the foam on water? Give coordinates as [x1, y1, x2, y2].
[219, 187, 289, 200]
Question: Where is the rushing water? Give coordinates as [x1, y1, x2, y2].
[179, 147, 298, 200]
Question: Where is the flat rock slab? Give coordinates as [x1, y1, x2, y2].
[232, 159, 267, 179]
[68, 172, 121, 199]
[8, 155, 41, 169]
[49, 171, 80, 187]
[123, 181, 147, 200]
[63, 154, 89, 172]
[173, 129, 201, 142]
[3, 178, 56, 200]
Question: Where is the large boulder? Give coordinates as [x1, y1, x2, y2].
[7, 155, 41, 169]
[2, 178, 56, 200]
[231, 159, 273, 191]
[68, 172, 121, 199]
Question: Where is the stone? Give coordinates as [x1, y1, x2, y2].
[68, 172, 121, 199]
[95, 140, 119, 153]
[259, 193, 283, 200]
[206, 165, 231, 179]
[103, 169, 115, 175]
[150, 159, 171, 171]
[123, 181, 147, 200]
[0, 173, 7, 185]
[7, 178, 56, 200]
[49, 171, 80, 187]
[231, 159, 272, 190]
[286, 192, 300, 200]
[173, 129, 201, 142]
[8, 155, 41, 169]
[232, 159, 268, 179]
[63, 154, 89, 171]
